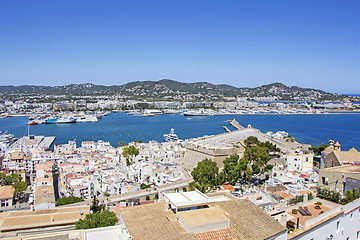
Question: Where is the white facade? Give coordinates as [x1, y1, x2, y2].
[287, 151, 314, 173]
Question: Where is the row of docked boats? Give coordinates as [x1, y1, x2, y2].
[27, 111, 110, 125]
[126, 109, 164, 117]
[27, 116, 77, 125]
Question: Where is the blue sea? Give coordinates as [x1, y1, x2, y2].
[1, 113, 360, 150]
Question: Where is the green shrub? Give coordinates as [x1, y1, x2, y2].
[75, 210, 118, 229]
[56, 196, 84, 206]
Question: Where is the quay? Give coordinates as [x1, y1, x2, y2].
[222, 126, 231, 132]
[229, 119, 246, 130]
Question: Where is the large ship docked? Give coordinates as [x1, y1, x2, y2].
[182, 109, 213, 116]
[55, 117, 77, 124]
[163, 128, 179, 142]
[0, 131, 17, 145]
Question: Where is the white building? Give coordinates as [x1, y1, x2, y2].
[287, 150, 314, 173]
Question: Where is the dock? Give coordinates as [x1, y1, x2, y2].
[222, 126, 231, 132]
[39, 136, 56, 149]
[229, 119, 246, 130]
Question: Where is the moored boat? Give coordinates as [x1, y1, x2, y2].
[164, 128, 179, 142]
[27, 120, 38, 125]
[56, 117, 77, 124]
[182, 109, 212, 116]
[45, 117, 59, 124]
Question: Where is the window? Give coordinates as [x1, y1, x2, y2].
[336, 221, 340, 232]
[357, 230, 359, 240]
[351, 213, 353, 220]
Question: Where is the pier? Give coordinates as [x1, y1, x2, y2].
[229, 119, 246, 130]
[222, 126, 231, 132]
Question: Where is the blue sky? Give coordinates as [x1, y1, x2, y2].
[0, 1, 359, 94]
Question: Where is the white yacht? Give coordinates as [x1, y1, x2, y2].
[164, 128, 179, 142]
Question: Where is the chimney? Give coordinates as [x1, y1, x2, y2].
[280, 213, 287, 226]
[303, 193, 308, 203]
[279, 199, 286, 211]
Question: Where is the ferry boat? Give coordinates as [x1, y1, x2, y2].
[164, 128, 179, 142]
[56, 117, 77, 124]
[182, 109, 212, 116]
[45, 117, 59, 124]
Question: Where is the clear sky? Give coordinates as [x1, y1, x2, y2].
[0, 1, 359, 94]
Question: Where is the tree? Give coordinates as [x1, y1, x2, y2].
[122, 146, 139, 166]
[118, 141, 126, 147]
[258, 141, 281, 152]
[2, 173, 21, 185]
[309, 144, 329, 156]
[191, 158, 219, 192]
[13, 181, 28, 198]
[222, 154, 242, 185]
[244, 145, 270, 165]
[75, 210, 118, 229]
[341, 188, 360, 204]
[244, 136, 259, 147]
[90, 195, 105, 213]
[0, 173, 6, 181]
[56, 196, 84, 206]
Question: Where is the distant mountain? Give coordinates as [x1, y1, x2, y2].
[0, 80, 345, 101]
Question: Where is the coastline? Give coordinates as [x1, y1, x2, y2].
[3, 111, 360, 118]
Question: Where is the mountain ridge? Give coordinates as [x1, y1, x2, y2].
[0, 79, 345, 101]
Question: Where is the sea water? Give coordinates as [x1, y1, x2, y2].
[1, 113, 359, 150]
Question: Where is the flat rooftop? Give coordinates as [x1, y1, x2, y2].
[0, 206, 89, 232]
[284, 198, 340, 228]
[178, 208, 229, 227]
[34, 185, 55, 207]
[164, 191, 231, 209]
[325, 164, 360, 173]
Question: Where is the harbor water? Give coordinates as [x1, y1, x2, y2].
[1, 113, 360, 150]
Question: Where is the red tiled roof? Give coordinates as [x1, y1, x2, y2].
[65, 173, 74, 179]
[299, 173, 311, 178]
[274, 191, 293, 199]
[195, 228, 237, 240]
[222, 184, 235, 192]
